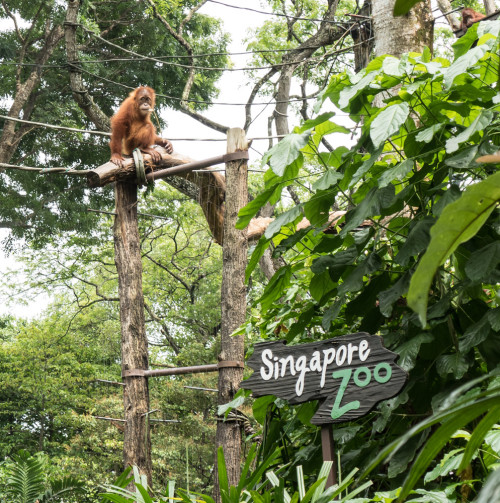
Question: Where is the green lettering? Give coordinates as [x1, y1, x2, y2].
[374, 362, 392, 383]
[353, 366, 371, 387]
[330, 369, 360, 420]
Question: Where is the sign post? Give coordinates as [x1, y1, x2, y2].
[240, 332, 407, 487]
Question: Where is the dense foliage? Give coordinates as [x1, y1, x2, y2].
[234, 20, 500, 502]
[0, 0, 229, 248]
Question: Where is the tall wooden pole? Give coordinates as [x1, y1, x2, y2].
[214, 128, 248, 500]
[113, 181, 152, 486]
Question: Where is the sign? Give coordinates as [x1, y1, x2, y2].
[240, 332, 407, 424]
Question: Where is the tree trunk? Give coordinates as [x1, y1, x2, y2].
[372, 0, 433, 58]
[483, 0, 497, 15]
[214, 128, 248, 501]
[113, 181, 152, 487]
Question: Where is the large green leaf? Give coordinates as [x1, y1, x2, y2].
[443, 43, 490, 90]
[393, 0, 424, 16]
[370, 103, 410, 148]
[408, 171, 500, 326]
[338, 71, 378, 109]
[257, 265, 292, 313]
[262, 132, 310, 176]
[378, 159, 414, 188]
[236, 184, 281, 229]
[445, 110, 494, 153]
[264, 205, 303, 239]
[464, 241, 500, 281]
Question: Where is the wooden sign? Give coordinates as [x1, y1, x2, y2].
[241, 333, 407, 424]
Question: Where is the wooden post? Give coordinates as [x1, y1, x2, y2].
[321, 424, 337, 488]
[113, 181, 152, 486]
[214, 128, 248, 501]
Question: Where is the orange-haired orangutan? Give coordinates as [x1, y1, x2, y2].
[461, 8, 486, 31]
[109, 86, 173, 168]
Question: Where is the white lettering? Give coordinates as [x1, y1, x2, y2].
[261, 349, 274, 380]
[279, 355, 296, 377]
[359, 340, 370, 361]
[347, 343, 358, 364]
[321, 348, 336, 388]
[336, 346, 347, 366]
[295, 355, 309, 396]
[310, 351, 322, 372]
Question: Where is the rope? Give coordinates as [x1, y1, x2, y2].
[133, 148, 147, 186]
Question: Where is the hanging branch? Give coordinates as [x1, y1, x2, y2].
[144, 0, 229, 133]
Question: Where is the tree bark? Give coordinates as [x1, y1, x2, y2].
[372, 0, 433, 58]
[483, 0, 497, 15]
[0, 16, 64, 163]
[113, 182, 152, 487]
[214, 128, 248, 501]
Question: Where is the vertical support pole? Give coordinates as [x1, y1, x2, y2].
[321, 424, 337, 488]
[214, 128, 248, 501]
[114, 181, 152, 487]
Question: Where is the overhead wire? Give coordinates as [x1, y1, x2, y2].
[205, 0, 349, 25]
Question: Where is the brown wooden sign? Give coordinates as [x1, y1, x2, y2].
[241, 333, 407, 424]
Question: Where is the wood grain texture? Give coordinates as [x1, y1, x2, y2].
[241, 333, 407, 425]
[214, 128, 248, 500]
[113, 181, 152, 485]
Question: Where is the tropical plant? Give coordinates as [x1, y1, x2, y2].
[232, 18, 500, 502]
[3, 450, 83, 503]
[101, 445, 373, 503]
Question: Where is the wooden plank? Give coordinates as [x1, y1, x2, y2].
[241, 333, 407, 424]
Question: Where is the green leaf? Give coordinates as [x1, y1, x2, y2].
[217, 447, 229, 495]
[322, 298, 343, 330]
[398, 398, 498, 501]
[237, 185, 280, 229]
[263, 133, 310, 176]
[394, 333, 434, 372]
[407, 171, 500, 326]
[393, 0, 423, 16]
[264, 205, 303, 239]
[312, 170, 342, 191]
[252, 396, 275, 424]
[349, 144, 384, 188]
[444, 146, 479, 169]
[424, 449, 463, 483]
[458, 315, 490, 353]
[303, 190, 337, 227]
[218, 394, 246, 417]
[341, 185, 394, 236]
[298, 112, 335, 133]
[311, 246, 358, 274]
[443, 44, 490, 90]
[338, 253, 382, 295]
[246, 236, 271, 282]
[465, 242, 500, 281]
[370, 103, 410, 148]
[415, 124, 444, 143]
[436, 353, 470, 379]
[378, 159, 414, 188]
[273, 227, 312, 258]
[258, 265, 292, 313]
[309, 271, 336, 302]
[452, 22, 479, 58]
[378, 272, 411, 317]
[338, 71, 378, 109]
[476, 468, 500, 503]
[458, 405, 500, 473]
[445, 110, 494, 153]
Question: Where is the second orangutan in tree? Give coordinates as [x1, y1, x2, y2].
[109, 86, 173, 168]
[461, 7, 486, 31]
